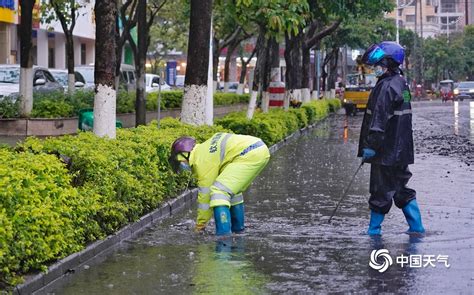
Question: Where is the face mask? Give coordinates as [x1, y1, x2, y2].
[179, 162, 191, 172]
[374, 66, 386, 77]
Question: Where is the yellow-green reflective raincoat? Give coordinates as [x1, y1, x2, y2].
[189, 133, 270, 227]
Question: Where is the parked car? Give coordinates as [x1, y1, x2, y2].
[0, 64, 63, 100]
[145, 74, 171, 93]
[453, 81, 474, 101]
[218, 82, 239, 92]
[49, 69, 89, 91]
[76, 64, 136, 91]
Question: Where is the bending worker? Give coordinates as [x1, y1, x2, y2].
[168, 133, 270, 235]
[358, 41, 425, 235]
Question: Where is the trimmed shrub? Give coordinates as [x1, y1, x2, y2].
[0, 96, 19, 118]
[216, 99, 340, 146]
[0, 98, 340, 288]
[31, 98, 74, 118]
[0, 91, 251, 118]
[0, 149, 90, 287]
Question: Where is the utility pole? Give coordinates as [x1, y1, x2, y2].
[414, 0, 419, 85]
[419, 0, 423, 86]
[396, 0, 400, 43]
[466, 0, 469, 25]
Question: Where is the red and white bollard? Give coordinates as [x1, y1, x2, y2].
[268, 81, 285, 107]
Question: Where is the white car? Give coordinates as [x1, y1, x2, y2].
[146, 74, 171, 93]
[0, 64, 63, 100]
[49, 69, 89, 91]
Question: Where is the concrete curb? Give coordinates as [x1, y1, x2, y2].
[13, 114, 332, 294]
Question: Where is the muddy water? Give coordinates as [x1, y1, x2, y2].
[44, 102, 473, 294]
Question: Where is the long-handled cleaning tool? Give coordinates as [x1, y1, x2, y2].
[328, 161, 364, 223]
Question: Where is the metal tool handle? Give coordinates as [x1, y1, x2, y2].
[328, 161, 364, 223]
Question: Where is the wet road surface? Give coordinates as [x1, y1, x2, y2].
[42, 101, 473, 294]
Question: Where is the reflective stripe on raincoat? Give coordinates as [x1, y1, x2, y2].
[189, 133, 270, 227]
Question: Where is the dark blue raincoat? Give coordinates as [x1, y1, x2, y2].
[358, 71, 414, 166]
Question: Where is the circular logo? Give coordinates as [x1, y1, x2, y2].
[369, 249, 393, 273]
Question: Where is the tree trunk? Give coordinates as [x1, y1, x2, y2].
[328, 47, 339, 98]
[135, 0, 147, 126]
[301, 46, 311, 103]
[115, 17, 122, 91]
[65, 33, 75, 94]
[94, 0, 117, 138]
[181, 0, 212, 126]
[237, 46, 256, 95]
[263, 37, 279, 112]
[212, 37, 219, 90]
[247, 26, 267, 119]
[284, 32, 303, 108]
[223, 42, 238, 92]
[19, 0, 35, 117]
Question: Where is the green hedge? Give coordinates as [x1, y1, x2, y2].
[0, 99, 339, 288]
[0, 118, 227, 288]
[0, 91, 250, 119]
[216, 99, 338, 146]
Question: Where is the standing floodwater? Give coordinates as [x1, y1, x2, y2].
[45, 102, 473, 294]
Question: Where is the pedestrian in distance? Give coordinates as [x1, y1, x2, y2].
[358, 41, 425, 235]
[168, 133, 270, 236]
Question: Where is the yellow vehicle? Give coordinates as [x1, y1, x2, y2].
[343, 73, 377, 116]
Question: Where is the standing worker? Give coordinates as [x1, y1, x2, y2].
[168, 133, 270, 235]
[358, 41, 425, 235]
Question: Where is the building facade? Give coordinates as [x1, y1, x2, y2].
[0, 0, 96, 68]
[386, 0, 472, 38]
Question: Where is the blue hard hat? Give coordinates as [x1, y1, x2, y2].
[361, 41, 405, 66]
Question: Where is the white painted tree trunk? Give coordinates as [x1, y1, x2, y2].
[261, 91, 269, 113]
[213, 80, 218, 91]
[182, 85, 207, 125]
[311, 90, 319, 100]
[330, 89, 336, 99]
[205, 29, 213, 126]
[93, 84, 116, 139]
[68, 73, 75, 94]
[236, 83, 244, 95]
[285, 89, 302, 110]
[224, 81, 230, 92]
[324, 90, 331, 98]
[301, 88, 311, 103]
[19, 67, 33, 116]
[284, 90, 292, 111]
[247, 90, 258, 119]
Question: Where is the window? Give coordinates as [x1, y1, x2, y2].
[44, 71, 56, 82]
[406, 15, 415, 22]
[127, 71, 135, 84]
[81, 43, 86, 65]
[48, 47, 55, 68]
[441, 1, 456, 13]
[426, 16, 437, 23]
[34, 70, 45, 85]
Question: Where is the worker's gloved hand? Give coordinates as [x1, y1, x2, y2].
[195, 223, 206, 233]
[362, 148, 376, 162]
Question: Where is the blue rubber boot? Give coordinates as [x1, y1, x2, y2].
[367, 210, 385, 235]
[230, 203, 245, 233]
[214, 206, 231, 236]
[402, 200, 425, 233]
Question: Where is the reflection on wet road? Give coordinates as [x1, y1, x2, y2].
[44, 102, 473, 294]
